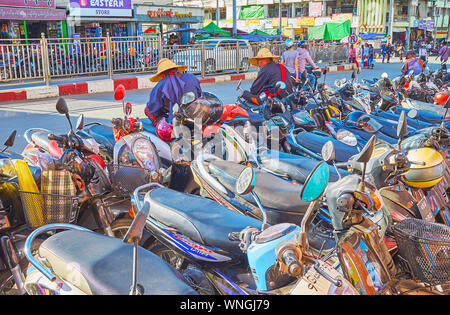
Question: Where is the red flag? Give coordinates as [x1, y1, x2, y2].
[362, 23, 368, 31]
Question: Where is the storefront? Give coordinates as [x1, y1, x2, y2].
[134, 4, 203, 44]
[0, 0, 67, 40]
[67, 0, 135, 38]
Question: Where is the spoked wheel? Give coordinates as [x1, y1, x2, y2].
[148, 242, 217, 295]
[110, 217, 133, 239]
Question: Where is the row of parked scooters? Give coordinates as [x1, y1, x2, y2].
[0, 65, 449, 295]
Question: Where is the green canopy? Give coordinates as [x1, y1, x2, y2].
[239, 5, 264, 19]
[307, 20, 350, 41]
[202, 22, 230, 35]
[264, 28, 279, 35]
[250, 29, 270, 36]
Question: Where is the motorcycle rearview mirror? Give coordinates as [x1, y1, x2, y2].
[2, 130, 16, 151]
[236, 79, 243, 91]
[351, 70, 356, 79]
[181, 92, 196, 106]
[299, 161, 330, 251]
[56, 97, 69, 115]
[355, 135, 376, 191]
[407, 109, 418, 120]
[114, 84, 126, 101]
[336, 129, 358, 147]
[321, 140, 335, 162]
[76, 114, 84, 130]
[397, 110, 408, 149]
[125, 102, 132, 116]
[56, 98, 73, 133]
[123, 200, 150, 295]
[236, 167, 268, 230]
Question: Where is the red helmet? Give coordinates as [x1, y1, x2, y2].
[156, 118, 174, 142]
[435, 92, 450, 106]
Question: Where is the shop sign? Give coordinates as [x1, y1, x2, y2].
[0, 0, 55, 9]
[309, 2, 322, 17]
[332, 13, 352, 22]
[314, 17, 332, 26]
[0, 6, 66, 20]
[69, 0, 132, 17]
[426, 20, 435, 32]
[297, 17, 315, 27]
[418, 20, 427, 30]
[244, 19, 260, 26]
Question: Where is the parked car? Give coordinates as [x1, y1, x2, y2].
[172, 39, 253, 74]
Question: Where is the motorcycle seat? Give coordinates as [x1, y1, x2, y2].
[85, 124, 115, 151]
[295, 132, 359, 163]
[258, 150, 348, 184]
[38, 230, 197, 295]
[146, 187, 261, 255]
[225, 112, 266, 127]
[207, 160, 310, 213]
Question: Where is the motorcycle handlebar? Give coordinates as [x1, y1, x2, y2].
[48, 134, 64, 143]
[111, 118, 122, 127]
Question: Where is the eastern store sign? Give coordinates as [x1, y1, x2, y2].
[69, 0, 132, 17]
[0, 0, 55, 9]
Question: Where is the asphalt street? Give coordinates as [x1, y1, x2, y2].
[0, 60, 442, 152]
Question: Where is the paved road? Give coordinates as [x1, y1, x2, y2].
[0, 61, 441, 152]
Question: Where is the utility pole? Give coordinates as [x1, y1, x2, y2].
[278, 0, 282, 36]
[387, 0, 394, 43]
[216, 0, 219, 26]
[233, 0, 237, 37]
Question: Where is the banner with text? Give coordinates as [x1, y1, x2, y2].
[69, 0, 132, 17]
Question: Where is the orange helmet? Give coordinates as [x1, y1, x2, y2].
[435, 92, 450, 106]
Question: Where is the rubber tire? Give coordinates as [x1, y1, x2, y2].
[110, 217, 133, 239]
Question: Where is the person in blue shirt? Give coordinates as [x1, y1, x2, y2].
[145, 58, 202, 125]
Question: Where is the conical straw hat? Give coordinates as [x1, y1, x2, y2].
[150, 58, 188, 82]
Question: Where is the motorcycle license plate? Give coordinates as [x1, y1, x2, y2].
[417, 198, 435, 222]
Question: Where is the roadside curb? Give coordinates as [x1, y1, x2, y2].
[0, 63, 355, 103]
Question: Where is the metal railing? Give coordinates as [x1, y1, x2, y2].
[0, 35, 350, 86]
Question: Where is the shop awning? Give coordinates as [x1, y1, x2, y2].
[164, 27, 195, 34]
[198, 22, 230, 35]
[307, 20, 350, 41]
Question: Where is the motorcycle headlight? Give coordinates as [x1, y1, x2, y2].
[0, 159, 16, 177]
[132, 138, 158, 172]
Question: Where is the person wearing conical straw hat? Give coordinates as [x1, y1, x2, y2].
[242, 48, 293, 105]
[145, 58, 202, 125]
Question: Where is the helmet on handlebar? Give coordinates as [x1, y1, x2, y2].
[434, 92, 450, 106]
[181, 92, 223, 125]
[156, 118, 175, 142]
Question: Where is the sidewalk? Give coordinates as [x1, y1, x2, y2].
[0, 63, 356, 103]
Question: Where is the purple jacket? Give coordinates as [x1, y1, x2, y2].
[439, 46, 450, 61]
[296, 48, 316, 73]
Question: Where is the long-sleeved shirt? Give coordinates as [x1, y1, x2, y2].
[296, 48, 316, 73]
[439, 45, 450, 61]
[145, 72, 202, 123]
[243, 61, 293, 104]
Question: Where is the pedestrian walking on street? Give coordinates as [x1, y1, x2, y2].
[368, 44, 374, 68]
[386, 43, 393, 63]
[362, 43, 369, 68]
[349, 44, 356, 64]
[381, 41, 387, 63]
[419, 44, 427, 63]
[438, 41, 450, 63]
[398, 43, 405, 61]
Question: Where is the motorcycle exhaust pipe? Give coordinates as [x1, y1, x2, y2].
[0, 236, 26, 294]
